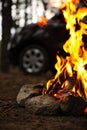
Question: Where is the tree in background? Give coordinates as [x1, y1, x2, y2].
[1, 0, 12, 72]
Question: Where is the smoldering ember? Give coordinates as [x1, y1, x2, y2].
[17, 0, 87, 116]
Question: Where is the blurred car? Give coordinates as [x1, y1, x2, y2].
[7, 11, 70, 75]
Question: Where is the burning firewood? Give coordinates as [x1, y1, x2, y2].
[44, 0, 87, 102]
[75, 79, 86, 101]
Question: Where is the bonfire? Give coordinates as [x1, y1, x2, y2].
[42, 0, 87, 102]
[17, 0, 87, 116]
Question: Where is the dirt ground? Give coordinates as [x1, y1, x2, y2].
[0, 67, 87, 130]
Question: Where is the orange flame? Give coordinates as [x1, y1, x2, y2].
[38, 16, 48, 27]
[45, 0, 87, 101]
[84, 107, 87, 114]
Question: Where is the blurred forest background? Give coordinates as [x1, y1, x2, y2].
[0, 0, 49, 72]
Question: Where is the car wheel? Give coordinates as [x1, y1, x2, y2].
[19, 44, 49, 74]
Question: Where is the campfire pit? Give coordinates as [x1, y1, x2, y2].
[17, 83, 87, 116]
[17, 0, 87, 117]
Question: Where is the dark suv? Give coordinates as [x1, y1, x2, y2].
[7, 11, 70, 75]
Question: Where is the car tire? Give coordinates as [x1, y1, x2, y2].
[19, 44, 49, 75]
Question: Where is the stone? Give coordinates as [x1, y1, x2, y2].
[16, 83, 44, 106]
[25, 94, 61, 115]
[60, 95, 86, 116]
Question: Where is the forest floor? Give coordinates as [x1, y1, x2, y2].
[0, 67, 87, 130]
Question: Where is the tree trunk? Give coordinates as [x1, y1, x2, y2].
[1, 0, 12, 72]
